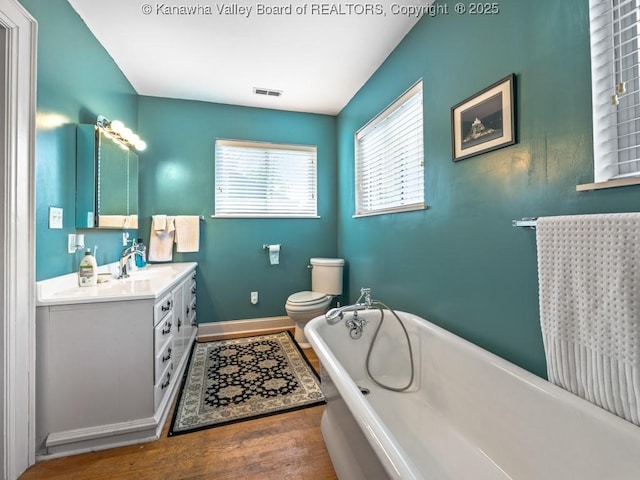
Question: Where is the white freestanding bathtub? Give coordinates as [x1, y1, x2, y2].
[305, 309, 640, 480]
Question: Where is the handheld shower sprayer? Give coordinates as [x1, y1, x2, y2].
[325, 287, 372, 324]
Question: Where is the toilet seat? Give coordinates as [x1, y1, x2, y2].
[286, 291, 331, 314]
[287, 291, 328, 306]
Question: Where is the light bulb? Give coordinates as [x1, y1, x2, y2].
[135, 140, 147, 151]
[110, 120, 125, 134]
[121, 127, 133, 141]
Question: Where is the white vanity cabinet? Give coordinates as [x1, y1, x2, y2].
[36, 262, 197, 458]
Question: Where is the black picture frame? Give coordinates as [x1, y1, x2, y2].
[451, 74, 516, 162]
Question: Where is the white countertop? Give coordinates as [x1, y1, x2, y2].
[36, 262, 198, 306]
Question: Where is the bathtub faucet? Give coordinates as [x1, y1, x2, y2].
[325, 287, 372, 325]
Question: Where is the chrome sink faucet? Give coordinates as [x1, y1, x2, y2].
[118, 241, 143, 279]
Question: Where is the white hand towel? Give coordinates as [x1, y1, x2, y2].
[152, 214, 167, 232]
[149, 215, 175, 262]
[174, 215, 200, 253]
[536, 212, 640, 426]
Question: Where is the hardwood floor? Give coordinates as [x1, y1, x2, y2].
[21, 336, 337, 480]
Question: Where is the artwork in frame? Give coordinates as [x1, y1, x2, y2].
[451, 74, 516, 162]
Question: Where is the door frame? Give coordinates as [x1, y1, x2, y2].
[0, 0, 37, 478]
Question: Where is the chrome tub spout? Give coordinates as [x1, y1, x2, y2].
[325, 287, 372, 325]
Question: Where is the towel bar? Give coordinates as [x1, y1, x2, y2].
[512, 217, 537, 228]
[151, 215, 205, 220]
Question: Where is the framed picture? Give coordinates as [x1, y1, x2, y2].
[451, 74, 516, 162]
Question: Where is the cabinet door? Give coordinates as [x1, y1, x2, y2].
[171, 279, 186, 362]
[42, 301, 153, 432]
[185, 274, 197, 346]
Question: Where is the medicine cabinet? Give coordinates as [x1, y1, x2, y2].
[76, 124, 139, 229]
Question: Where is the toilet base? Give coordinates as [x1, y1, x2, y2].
[294, 323, 311, 349]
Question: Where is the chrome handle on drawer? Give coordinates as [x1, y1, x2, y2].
[161, 371, 171, 390]
[161, 299, 173, 312]
[161, 321, 172, 335]
[162, 347, 172, 363]
[177, 317, 181, 332]
[186, 306, 190, 315]
[191, 273, 196, 280]
[191, 286, 196, 294]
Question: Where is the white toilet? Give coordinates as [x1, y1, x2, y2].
[286, 257, 345, 348]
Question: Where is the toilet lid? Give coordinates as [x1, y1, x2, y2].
[287, 291, 328, 305]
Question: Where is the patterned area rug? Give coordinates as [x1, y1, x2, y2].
[168, 331, 325, 436]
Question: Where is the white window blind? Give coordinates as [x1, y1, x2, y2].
[355, 81, 424, 217]
[215, 140, 317, 217]
[590, 0, 640, 182]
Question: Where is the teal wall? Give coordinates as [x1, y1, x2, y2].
[137, 96, 337, 323]
[20, 0, 138, 280]
[24, 0, 640, 380]
[22, 0, 337, 324]
[337, 0, 640, 378]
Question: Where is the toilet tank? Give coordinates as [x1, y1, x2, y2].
[310, 258, 345, 295]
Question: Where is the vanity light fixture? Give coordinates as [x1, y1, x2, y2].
[96, 115, 147, 151]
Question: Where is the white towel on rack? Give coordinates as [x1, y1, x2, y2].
[536, 212, 640, 426]
[149, 215, 175, 262]
[174, 215, 200, 252]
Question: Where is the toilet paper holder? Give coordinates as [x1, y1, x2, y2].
[263, 244, 281, 265]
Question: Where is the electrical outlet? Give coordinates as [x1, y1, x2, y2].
[68, 234, 77, 254]
[250, 291, 258, 305]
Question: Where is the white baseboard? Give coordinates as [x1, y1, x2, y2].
[197, 316, 294, 341]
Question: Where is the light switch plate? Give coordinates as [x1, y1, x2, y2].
[49, 207, 63, 229]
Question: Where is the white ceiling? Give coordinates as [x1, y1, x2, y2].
[67, 0, 426, 115]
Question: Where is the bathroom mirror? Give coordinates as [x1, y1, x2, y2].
[76, 124, 139, 228]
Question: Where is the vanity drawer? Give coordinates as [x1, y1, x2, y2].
[154, 339, 173, 383]
[154, 292, 173, 325]
[154, 360, 175, 411]
[154, 311, 173, 351]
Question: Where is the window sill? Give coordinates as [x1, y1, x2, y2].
[576, 177, 640, 192]
[211, 214, 320, 219]
[353, 204, 428, 218]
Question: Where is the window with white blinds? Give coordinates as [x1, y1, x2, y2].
[589, 0, 640, 183]
[355, 81, 424, 217]
[215, 140, 317, 217]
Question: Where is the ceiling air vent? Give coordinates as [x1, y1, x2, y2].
[253, 87, 283, 97]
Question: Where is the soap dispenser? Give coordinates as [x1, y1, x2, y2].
[78, 249, 98, 287]
[135, 238, 147, 268]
